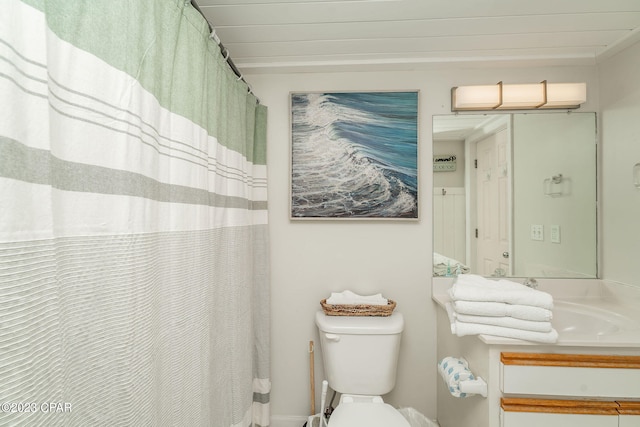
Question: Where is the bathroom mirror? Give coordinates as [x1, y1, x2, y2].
[433, 112, 597, 278]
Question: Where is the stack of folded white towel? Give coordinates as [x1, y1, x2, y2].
[446, 274, 558, 343]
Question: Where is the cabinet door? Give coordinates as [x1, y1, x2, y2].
[501, 398, 620, 427]
[619, 415, 640, 427]
[501, 410, 619, 427]
[619, 402, 640, 427]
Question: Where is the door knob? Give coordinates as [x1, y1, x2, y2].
[502, 252, 509, 258]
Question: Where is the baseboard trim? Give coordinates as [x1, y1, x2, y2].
[270, 414, 309, 427]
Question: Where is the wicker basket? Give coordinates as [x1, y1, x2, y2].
[320, 299, 396, 317]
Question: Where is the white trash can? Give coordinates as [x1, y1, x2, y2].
[398, 407, 440, 427]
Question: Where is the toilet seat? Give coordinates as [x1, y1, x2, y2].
[327, 400, 410, 427]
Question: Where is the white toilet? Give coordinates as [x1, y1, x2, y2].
[315, 311, 411, 427]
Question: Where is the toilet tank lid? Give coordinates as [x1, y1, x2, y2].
[315, 311, 404, 334]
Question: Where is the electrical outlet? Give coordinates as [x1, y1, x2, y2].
[551, 225, 561, 243]
[531, 224, 544, 241]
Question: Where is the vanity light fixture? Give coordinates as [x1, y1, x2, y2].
[451, 81, 587, 111]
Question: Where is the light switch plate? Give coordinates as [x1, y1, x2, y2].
[531, 224, 544, 241]
[550, 225, 561, 243]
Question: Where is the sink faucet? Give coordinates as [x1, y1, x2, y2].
[523, 278, 538, 289]
[492, 268, 506, 277]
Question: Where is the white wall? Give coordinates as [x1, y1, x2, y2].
[433, 139, 465, 188]
[512, 113, 598, 277]
[246, 64, 599, 422]
[598, 41, 640, 288]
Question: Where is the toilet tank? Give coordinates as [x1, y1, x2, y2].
[315, 311, 404, 395]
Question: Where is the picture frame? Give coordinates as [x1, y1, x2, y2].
[290, 90, 419, 220]
[433, 154, 457, 172]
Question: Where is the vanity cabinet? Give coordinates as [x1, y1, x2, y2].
[433, 278, 640, 427]
[500, 353, 640, 427]
[435, 305, 640, 427]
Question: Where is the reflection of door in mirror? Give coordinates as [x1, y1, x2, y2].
[476, 128, 510, 277]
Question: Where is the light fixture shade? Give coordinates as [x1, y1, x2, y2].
[451, 81, 587, 111]
[452, 85, 501, 110]
[498, 83, 545, 109]
[543, 83, 587, 109]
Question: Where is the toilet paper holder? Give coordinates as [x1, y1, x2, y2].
[438, 356, 488, 398]
[459, 376, 487, 398]
[458, 357, 487, 397]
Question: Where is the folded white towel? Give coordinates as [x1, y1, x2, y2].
[452, 300, 552, 322]
[451, 320, 558, 344]
[326, 290, 388, 306]
[433, 253, 470, 276]
[437, 357, 475, 398]
[434, 252, 455, 266]
[446, 303, 552, 332]
[449, 275, 554, 309]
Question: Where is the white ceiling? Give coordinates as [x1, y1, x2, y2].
[196, 0, 640, 74]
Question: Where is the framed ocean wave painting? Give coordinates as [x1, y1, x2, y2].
[290, 91, 419, 219]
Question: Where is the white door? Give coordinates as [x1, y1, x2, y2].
[475, 129, 510, 276]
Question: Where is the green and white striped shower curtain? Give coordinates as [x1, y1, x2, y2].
[0, 1, 270, 426]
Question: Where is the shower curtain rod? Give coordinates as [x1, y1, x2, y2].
[190, 0, 258, 102]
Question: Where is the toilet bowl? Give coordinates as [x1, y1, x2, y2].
[315, 311, 410, 427]
[327, 395, 410, 427]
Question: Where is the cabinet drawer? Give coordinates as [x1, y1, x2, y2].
[501, 398, 619, 427]
[501, 353, 640, 398]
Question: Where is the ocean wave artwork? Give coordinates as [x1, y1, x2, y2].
[291, 91, 419, 219]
